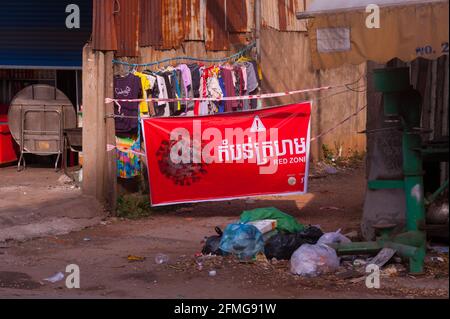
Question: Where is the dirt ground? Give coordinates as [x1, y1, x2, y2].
[0, 164, 448, 299]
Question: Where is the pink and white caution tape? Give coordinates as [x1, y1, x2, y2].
[106, 144, 146, 157]
[105, 85, 338, 104]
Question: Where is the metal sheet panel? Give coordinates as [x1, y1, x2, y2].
[114, 0, 139, 57]
[262, 0, 308, 31]
[283, 0, 308, 31]
[140, 0, 163, 47]
[227, 0, 248, 33]
[262, 0, 280, 29]
[161, 0, 185, 49]
[0, 0, 93, 69]
[92, 0, 117, 51]
[185, 0, 205, 40]
[205, 0, 229, 51]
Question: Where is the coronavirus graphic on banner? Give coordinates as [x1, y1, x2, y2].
[142, 102, 312, 206]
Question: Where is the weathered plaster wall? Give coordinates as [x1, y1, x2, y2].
[260, 28, 367, 161]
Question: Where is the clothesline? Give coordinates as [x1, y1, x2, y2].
[112, 42, 257, 68]
[107, 101, 368, 156]
[105, 85, 337, 105]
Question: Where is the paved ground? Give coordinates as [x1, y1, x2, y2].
[0, 166, 105, 241]
[0, 164, 448, 298]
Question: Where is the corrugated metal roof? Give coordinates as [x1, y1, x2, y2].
[160, 0, 185, 49]
[92, 0, 117, 51]
[185, 0, 205, 40]
[114, 0, 139, 57]
[206, 0, 229, 51]
[140, 0, 163, 47]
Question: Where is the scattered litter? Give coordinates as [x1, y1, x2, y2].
[240, 207, 305, 233]
[317, 229, 351, 245]
[208, 270, 217, 277]
[202, 227, 223, 256]
[429, 245, 449, 254]
[83, 237, 91, 242]
[44, 272, 65, 283]
[369, 248, 396, 268]
[290, 243, 340, 277]
[127, 255, 146, 262]
[219, 223, 265, 260]
[382, 264, 399, 277]
[194, 252, 202, 258]
[324, 165, 338, 175]
[58, 174, 73, 185]
[431, 256, 445, 263]
[255, 252, 269, 264]
[154, 253, 169, 264]
[196, 262, 204, 271]
[246, 219, 277, 234]
[264, 226, 323, 260]
[353, 259, 367, 267]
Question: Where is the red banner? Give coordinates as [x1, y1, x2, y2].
[142, 102, 312, 206]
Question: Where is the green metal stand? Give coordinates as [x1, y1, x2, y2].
[332, 67, 427, 274]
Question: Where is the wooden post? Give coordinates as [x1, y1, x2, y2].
[104, 51, 117, 212]
[82, 44, 103, 199]
[82, 44, 117, 211]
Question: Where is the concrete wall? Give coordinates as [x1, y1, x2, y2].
[260, 28, 367, 161]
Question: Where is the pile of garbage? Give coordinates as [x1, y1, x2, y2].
[201, 207, 351, 277]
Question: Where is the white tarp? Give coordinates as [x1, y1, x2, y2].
[303, 0, 449, 69]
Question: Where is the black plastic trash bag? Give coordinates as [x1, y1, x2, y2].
[202, 227, 224, 255]
[264, 226, 324, 260]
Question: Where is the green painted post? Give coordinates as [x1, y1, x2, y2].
[399, 89, 426, 273]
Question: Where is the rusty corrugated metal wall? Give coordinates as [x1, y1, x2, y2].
[114, 0, 139, 57]
[263, 0, 309, 31]
[92, 0, 117, 51]
[160, 0, 185, 49]
[185, 0, 204, 40]
[91, 0, 310, 54]
[140, 0, 162, 47]
[205, 0, 229, 51]
[227, 0, 248, 33]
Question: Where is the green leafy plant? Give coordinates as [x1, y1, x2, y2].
[116, 194, 152, 219]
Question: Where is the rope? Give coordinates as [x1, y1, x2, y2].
[310, 104, 368, 142]
[105, 85, 336, 105]
[112, 42, 256, 67]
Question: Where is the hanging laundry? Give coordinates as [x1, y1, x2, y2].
[133, 71, 151, 116]
[113, 73, 142, 133]
[116, 135, 141, 179]
[128, 56, 261, 117]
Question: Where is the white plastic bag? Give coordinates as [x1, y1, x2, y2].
[290, 243, 340, 277]
[317, 229, 351, 245]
